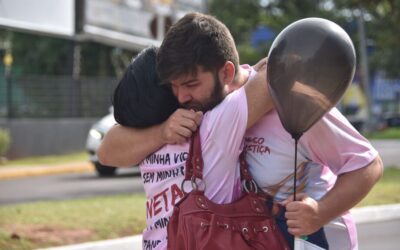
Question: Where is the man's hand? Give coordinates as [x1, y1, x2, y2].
[282, 157, 382, 237]
[160, 109, 203, 144]
[282, 193, 324, 237]
[252, 57, 267, 72]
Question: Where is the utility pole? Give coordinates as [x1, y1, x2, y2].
[356, 8, 373, 133]
[69, 41, 81, 117]
[2, 39, 13, 118]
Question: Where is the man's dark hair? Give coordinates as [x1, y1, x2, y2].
[157, 12, 239, 83]
[112, 47, 179, 127]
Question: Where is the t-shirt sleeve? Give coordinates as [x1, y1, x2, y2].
[300, 107, 378, 175]
[200, 86, 248, 155]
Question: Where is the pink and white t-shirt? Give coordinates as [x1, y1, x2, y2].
[245, 108, 378, 250]
[139, 69, 254, 250]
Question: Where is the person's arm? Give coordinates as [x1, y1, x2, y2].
[244, 60, 273, 128]
[98, 109, 202, 167]
[284, 156, 383, 236]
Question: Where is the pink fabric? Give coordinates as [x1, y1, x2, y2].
[139, 69, 254, 250]
[245, 108, 377, 249]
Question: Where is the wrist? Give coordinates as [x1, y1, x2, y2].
[155, 123, 169, 145]
[316, 199, 333, 227]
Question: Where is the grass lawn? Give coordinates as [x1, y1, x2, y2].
[0, 194, 146, 249]
[0, 168, 399, 249]
[365, 127, 400, 139]
[356, 167, 400, 207]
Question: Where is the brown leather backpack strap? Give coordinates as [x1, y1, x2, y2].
[191, 130, 204, 179]
[184, 133, 195, 180]
[239, 151, 252, 181]
[184, 130, 203, 180]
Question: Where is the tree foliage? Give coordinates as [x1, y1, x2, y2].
[209, 0, 400, 78]
[0, 29, 133, 77]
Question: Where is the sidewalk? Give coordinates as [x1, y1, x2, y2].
[0, 161, 94, 180]
[40, 235, 143, 250]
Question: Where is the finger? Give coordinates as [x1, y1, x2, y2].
[163, 123, 191, 143]
[281, 195, 294, 206]
[194, 111, 203, 126]
[179, 109, 199, 120]
[287, 227, 303, 237]
[252, 57, 267, 71]
[295, 193, 309, 201]
[177, 118, 199, 132]
[176, 110, 202, 128]
[286, 219, 300, 228]
[172, 135, 188, 144]
[285, 211, 300, 220]
[174, 126, 194, 139]
[286, 219, 303, 237]
[285, 200, 302, 211]
[258, 62, 267, 71]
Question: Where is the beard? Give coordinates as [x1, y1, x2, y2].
[181, 74, 225, 112]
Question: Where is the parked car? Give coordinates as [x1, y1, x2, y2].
[86, 109, 118, 176]
[383, 113, 400, 127]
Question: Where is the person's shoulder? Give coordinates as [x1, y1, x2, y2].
[321, 107, 353, 127]
[226, 85, 249, 108]
[204, 86, 246, 119]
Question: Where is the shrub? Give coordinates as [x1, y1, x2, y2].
[0, 128, 11, 157]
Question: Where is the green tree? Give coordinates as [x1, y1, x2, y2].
[0, 29, 134, 77]
[209, 0, 400, 78]
[208, 0, 343, 64]
[11, 32, 71, 75]
[335, 0, 400, 77]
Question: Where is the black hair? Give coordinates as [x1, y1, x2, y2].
[112, 47, 179, 127]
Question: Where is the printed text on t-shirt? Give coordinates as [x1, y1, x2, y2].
[146, 183, 184, 219]
[142, 165, 185, 184]
[244, 137, 270, 154]
[143, 152, 188, 165]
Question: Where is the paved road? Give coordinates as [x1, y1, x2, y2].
[0, 139, 397, 206]
[0, 168, 144, 205]
[370, 139, 400, 168]
[358, 219, 400, 250]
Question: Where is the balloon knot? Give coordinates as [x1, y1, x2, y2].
[291, 133, 302, 141]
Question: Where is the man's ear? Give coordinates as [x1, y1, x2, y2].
[218, 61, 235, 86]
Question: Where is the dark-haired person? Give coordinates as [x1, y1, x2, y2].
[99, 12, 382, 250]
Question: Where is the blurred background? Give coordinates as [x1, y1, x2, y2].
[0, 0, 399, 160]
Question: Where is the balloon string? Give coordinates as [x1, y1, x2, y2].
[292, 133, 301, 201]
[293, 137, 299, 202]
[293, 137, 299, 250]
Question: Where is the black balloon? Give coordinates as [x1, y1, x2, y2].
[267, 18, 356, 139]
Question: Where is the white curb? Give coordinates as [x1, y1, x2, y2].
[40, 235, 142, 250]
[351, 203, 400, 224]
